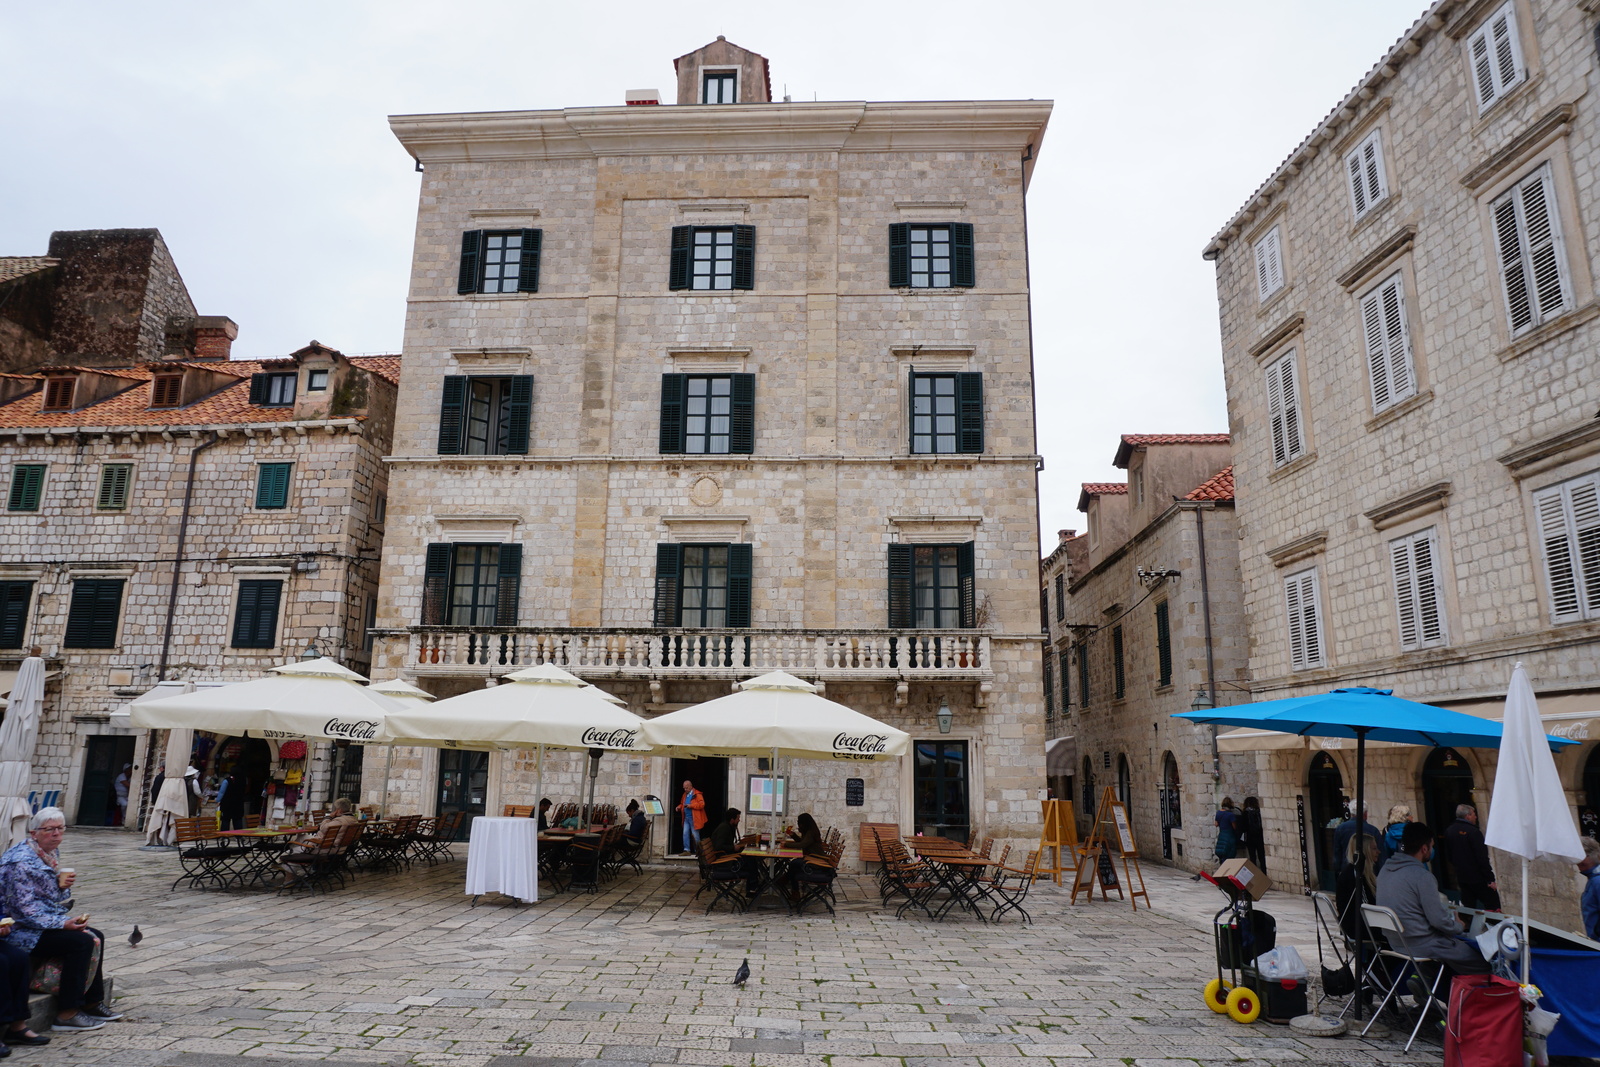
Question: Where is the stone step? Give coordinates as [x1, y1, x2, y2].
[24, 975, 113, 1035]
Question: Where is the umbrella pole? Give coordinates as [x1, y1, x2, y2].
[771, 746, 779, 849]
[1522, 856, 1531, 986]
[1354, 727, 1369, 1024]
[380, 744, 394, 818]
[535, 745, 544, 806]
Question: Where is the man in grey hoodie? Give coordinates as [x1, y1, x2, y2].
[1375, 822, 1490, 977]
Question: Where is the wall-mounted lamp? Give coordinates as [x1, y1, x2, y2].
[1190, 687, 1215, 712]
[300, 641, 320, 661]
[936, 700, 954, 734]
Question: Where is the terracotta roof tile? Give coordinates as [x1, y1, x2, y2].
[349, 355, 401, 385]
[1080, 482, 1128, 495]
[1186, 466, 1235, 502]
[1114, 432, 1230, 467]
[0, 257, 57, 285]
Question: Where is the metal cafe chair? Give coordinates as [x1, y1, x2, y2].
[1359, 903, 1447, 1053]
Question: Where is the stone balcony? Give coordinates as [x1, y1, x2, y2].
[387, 627, 994, 683]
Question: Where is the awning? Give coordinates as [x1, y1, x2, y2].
[1045, 735, 1076, 775]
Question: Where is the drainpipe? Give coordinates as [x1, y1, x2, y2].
[1195, 504, 1220, 783]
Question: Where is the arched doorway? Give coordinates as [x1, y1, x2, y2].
[1422, 746, 1475, 892]
[1581, 744, 1600, 839]
[1116, 754, 1132, 808]
[1307, 751, 1343, 891]
[1160, 752, 1182, 860]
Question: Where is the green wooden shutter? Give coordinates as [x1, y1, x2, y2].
[957, 541, 977, 628]
[886, 543, 914, 628]
[653, 543, 684, 627]
[437, 376, 467, 455]
[956, 372, 984, 453]
[659, 374, 686, 453]
[1058, 649, 1070, 708]
[517, 228, 542, 292]
[668, 226, 692, 290]
[421, 544, 453, 625]
[888, 223, 910, 287]
[1043, 659, 1055, 717]
[1155, 601, 1172, 687]
[7, 465, 43, 512]
[494, 543, 522, 626]
[732, 225, 756, 290]
[232, 581, 260, 646]
[950, 222, 975, 287]
[255, 463, 291, 509]
[65, 579, 122, 649]
[0, 582, 31, 649]
[726, 543, 752, 628]
[97, 464, 131, 510]
[233, 580, 283, 648]
[504, 376, 533, 454]
[728, 373, 755, 454]
[1077, 643, 1090, 707]
[457, 230, 484, 294]
[248, 374, 269, 406]
[1112, 626, 1125, 698]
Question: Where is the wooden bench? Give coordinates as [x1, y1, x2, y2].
[502, 805, 534, 818]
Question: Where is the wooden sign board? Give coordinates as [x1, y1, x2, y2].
[1038, 798, 1077, 885]
[1110, 801, 1136, 855]
[1070, 785, 1149, 910]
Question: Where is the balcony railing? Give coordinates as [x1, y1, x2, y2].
[396, 627, 992, 680]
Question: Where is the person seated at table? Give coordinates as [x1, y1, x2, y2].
[535, 798, 552, 832]
[559, 812, 583, 830]
[708, 808, 761, 893]
[0, 807, 121, 1031]
[781, 813, 829, 893]
[0, 910, 50, 1049]
[624, 800, 647, 843]
[1375, 822, 1490, 996]
[278, 799, 359, 886]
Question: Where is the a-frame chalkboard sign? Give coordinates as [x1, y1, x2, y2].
[1070, 785, 1150, 910]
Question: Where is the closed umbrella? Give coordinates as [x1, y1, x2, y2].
[1484, 663, 1585, 983]
[0, 656, 45, 848]
[143, 681, 195, 846]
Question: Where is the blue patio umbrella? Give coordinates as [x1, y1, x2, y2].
[1173, 686, 1576, 1022]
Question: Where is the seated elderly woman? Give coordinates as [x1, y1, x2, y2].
[278, 798, 362, 887]
[0, 807, 120, 1032]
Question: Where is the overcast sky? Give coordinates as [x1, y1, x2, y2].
[3, 2, 1423, 546]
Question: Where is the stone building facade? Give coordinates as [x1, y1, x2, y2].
[1205, 0, 1600, 919]
[372, 40, 1052, 865]
[0, 313, 398, 827]
[1044, 436, 1253, 873]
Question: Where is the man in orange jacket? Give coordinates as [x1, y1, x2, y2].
[677, 780, 707, 855]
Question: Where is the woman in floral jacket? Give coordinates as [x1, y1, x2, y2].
[0, 807, 120, 1031]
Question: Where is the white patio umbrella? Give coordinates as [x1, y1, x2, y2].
[365, 677, 436, 817]
[0, 656, 46, 848]
[642, 670, 911, 843]
[1484, 662, 1585, 982]
[143, 681, 196, 846]
[384, 664, 647, 821]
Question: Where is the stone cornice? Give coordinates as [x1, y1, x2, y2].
[390, 100, 1053, 169]
[1266, 530, 1328, 569]
[1363, 480, 1452, 530]
[1336, 226, 1417, 292]
[1460, 103, 1578, 191]
[1498, 417, 1600, 478]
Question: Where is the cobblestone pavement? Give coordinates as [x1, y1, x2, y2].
[29, 830, 1435, 1067]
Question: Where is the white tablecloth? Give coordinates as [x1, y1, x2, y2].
[464, 816, 539, 903]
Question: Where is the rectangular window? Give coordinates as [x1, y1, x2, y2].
[1533, 471, 1600, 623]
[436, 375, 533, 455]
[1346, 130, 1390, 220]
[1111, 625, 1125, 699]
[0, 582, 32, 649]
[248, 373, 296, 407]
[362, 595, 378, 653]
[1043, 658, 1055, 719]
[232, 579, 284, 648]
[1361, 273, 1416, 413]
[96, 464, 132, 511]
[1058, 648, 1070, 710]
[669, 225, 754, 291]
[1254, 225, 1285, 302]
[64, 578, 124, 649]
[1054, 573, 1065, 621]
[150, 375, 182, 408]
[1076, 642, 1090, 708]
[41, 378, 74, 411]
[1265, 349, 1306, 467]
[910, 372, 983, 454]
[1492, 165, 1571, 336]
[1391, 527, 1446, 650]
[659, 373, 755, 455]
[652, 542, 752, 628]
[702, 70, 736, 103]
[1468, 1, 1527, 113]
[1283, 568, 1326, 671]
[693, 229, 734, 289]
[886, 542, 975, 629]
[888, 223, 975, 289]
[420, 542, 522, 626]
[1155, 600, 1172, 687]
[306, 369, 329, 392]
[255, 463, 292, 510]
[6, 465, 44, 513]
[456, 229, 541, 295]
[685, 377, 732, 454]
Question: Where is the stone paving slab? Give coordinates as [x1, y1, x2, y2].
[35, 830, 1437, 1065]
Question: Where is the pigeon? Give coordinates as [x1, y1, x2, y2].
[128, 925, 142, 948]
[732, 959, 749, 988]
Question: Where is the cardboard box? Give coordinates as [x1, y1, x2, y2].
[1214, 858, 1271, 901]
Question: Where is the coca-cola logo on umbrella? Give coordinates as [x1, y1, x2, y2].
[832, 732, 890, 760]
[323, 719, 381, 741]
[581, 727, 640, 749]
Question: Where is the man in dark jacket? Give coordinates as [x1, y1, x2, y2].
[1376, 822, 1490, 980]
[1441, 804, 1500, 911]
[1332, 803, 1381, 874]
[708, 808, 760, 893]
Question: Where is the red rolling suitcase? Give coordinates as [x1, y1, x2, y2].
[1445, 974, 1522, 1067]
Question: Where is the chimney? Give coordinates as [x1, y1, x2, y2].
[192, 316, 238, 362]
[1058, 529, 1077, 543]
[625, 89, 661, 105]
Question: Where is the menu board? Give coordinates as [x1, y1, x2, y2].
[845, 778, 865, 807]
[1111, 802, 1136, 854]
[747, 775, 787, 815]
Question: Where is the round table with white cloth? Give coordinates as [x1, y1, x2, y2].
[464, 816, 539, 903]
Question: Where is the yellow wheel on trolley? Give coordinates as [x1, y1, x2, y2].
[1225, 984, 1261, 1024]
[1203, 977, 1234, 1013]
